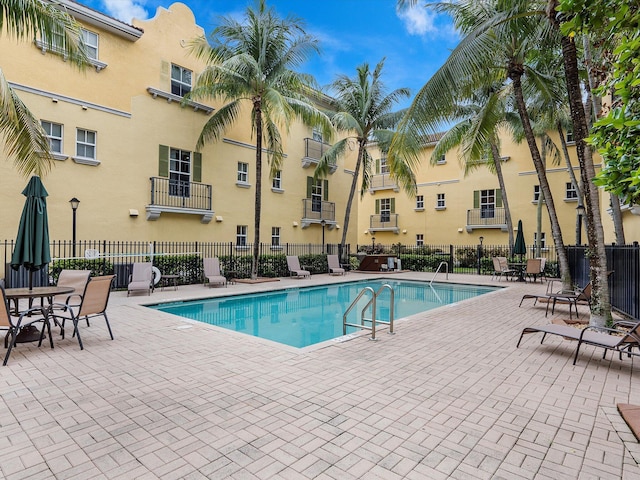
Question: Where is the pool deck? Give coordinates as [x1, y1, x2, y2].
[2, 272, 640, 479]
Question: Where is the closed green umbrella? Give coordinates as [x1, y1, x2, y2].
[10, 176, 51, 289]
[514, 219, 526, 261]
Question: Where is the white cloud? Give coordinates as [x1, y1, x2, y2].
[100, 0, 149, 23]
[396, 5, 437, 36]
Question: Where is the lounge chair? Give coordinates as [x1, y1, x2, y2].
[51, 275, 115, 350]
[203, 257, 226, 287]
[491, 257, 515, 281]
[127, 262, 154, 296]
[536, 257, 547, 282]
[517, 320, 640, 365]
[327, 255, 346, 275]
[286, 256, 310, 278]
[519, 279, 583, 319]
[1, 284, 53, 365]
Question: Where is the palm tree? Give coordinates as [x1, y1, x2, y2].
[429, 83, 519, 251]
[314, 59, 417, 258]
[187, 0, 332, 279]
[1, 0, 88, 177]
[393, 0, 575, 292]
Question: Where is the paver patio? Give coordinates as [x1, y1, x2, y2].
[1, 272, 639, 479]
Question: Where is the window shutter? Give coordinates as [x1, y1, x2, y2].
[306, 176, 313, 198]
[323, 180, 329, 200]
[375, 158, 380, 174]
[192, 152, 202, 182]
[495, 188, 503, 207]
[390, 198, 395, 213]
[159, 145, 169, 177]
[375, 199, 380, 214]
[473, 190, 479, 209]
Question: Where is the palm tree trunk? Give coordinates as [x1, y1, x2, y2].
[547, 5, 612, 325]
[609, 194, 625, 244]
[340, 139, 365, 254]
[509, 70, 572, 291]
[490, 143, 513, 249]
[252, 100, 263, 280]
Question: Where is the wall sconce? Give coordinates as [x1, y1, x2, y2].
[402, 229, 407, 234]
[215, 215, 223, 222]
[364, 230, 369, 234]
[129, 209, 139, 217]
[457, 228, 463, 233]
[292, 221, 298, 227]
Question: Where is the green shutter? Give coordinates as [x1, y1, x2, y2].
[390, 198, 395, 213]
[306, 176, 313, 198]
[159, 145, 169, 177]
[323, 179, 329, 200]
[495, 188, 503, 207]
[192, 152, 202, 182]
[473, 190, 479, 209]
[375, 158, 380, 174]
[375, 199, 380, 214]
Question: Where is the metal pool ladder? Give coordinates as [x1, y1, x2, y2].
[343, 284, 395, 340]
[430, 261, 449, 285]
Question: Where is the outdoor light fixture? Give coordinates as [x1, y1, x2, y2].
[576, 204, 585, 245]
[69, 197, 80, 258]
[320, 219, 326, 254]
[479, 236, 484, 246]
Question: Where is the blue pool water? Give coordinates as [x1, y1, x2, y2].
[148, 279, 497, 348]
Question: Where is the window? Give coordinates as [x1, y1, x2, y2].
[437, 193, 446, 209]
[171, 64, 192, 97]
[42, 30, 65, 51]
[169, 148, 191, 197]
[436, 154, 446, 165]
[380, 198, 391, 222]
[416, 195, 424, 210]
[566, 182, 578, 200]
[311, 179, 323, 212]
[480, 189, 495, 218]
[533, 185, 541, 202]
[416, 234, 424, 246]
[41, 121, 63, 154]
[379, 156, 389, 174]
[76, 128, 96, 159]
[272, 170, 282, 190]
[271, 227, 281, 246]
[533, 232, 546, 249]
[236, 225, 247, 246]
[566, 130, 574, 143]
[237, 162, 249, 183]
[312, 127, 323, 142]
[81, 29, 98, 60]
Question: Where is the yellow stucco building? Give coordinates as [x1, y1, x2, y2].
[0, 2, 357, 257]
[1, 0, 638, 274]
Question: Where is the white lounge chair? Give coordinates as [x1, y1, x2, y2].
[203, 257, 226, 287]
[327, 255, 346, 275]
[286, 256, 310, 278]
[127, 262, 154, 296]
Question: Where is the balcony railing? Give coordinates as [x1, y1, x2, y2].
[301, 198, 335, 227]
[301, 138, 336, 172]
[369, 173, 399, 192]
[466, 207, 507, 232]
[147, 177, 213, 223]
[369, 213, 399, 233]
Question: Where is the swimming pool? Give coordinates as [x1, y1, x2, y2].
[148, 279, 497, 348]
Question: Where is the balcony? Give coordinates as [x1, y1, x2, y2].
[466, 207, 508, 232]
[146, 177, 214, 223]
[300, 198, 336, 228]
[369, 214, 399, 233]
[301, 138, 337, 173]
[369, 173, 399, 193]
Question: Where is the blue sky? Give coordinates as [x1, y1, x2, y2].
[85, 0, 459, 107]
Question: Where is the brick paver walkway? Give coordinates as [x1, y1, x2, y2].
[1, 272, 639, 479]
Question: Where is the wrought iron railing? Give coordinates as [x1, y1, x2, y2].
[369, 214, 399, 229]
[466, 207, 507, 226]
[303, 137, 332, 161]
[369, 173, 397, 190]
[149, 177, 212, 211]
[301, 199, 335, 221]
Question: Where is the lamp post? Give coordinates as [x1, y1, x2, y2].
[69, 197, 80, 258]
[576, 204, 585, 245]
[371, 235, 376, 253]
[320, 219, 326, 254]
[477, 236, 484, 275]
